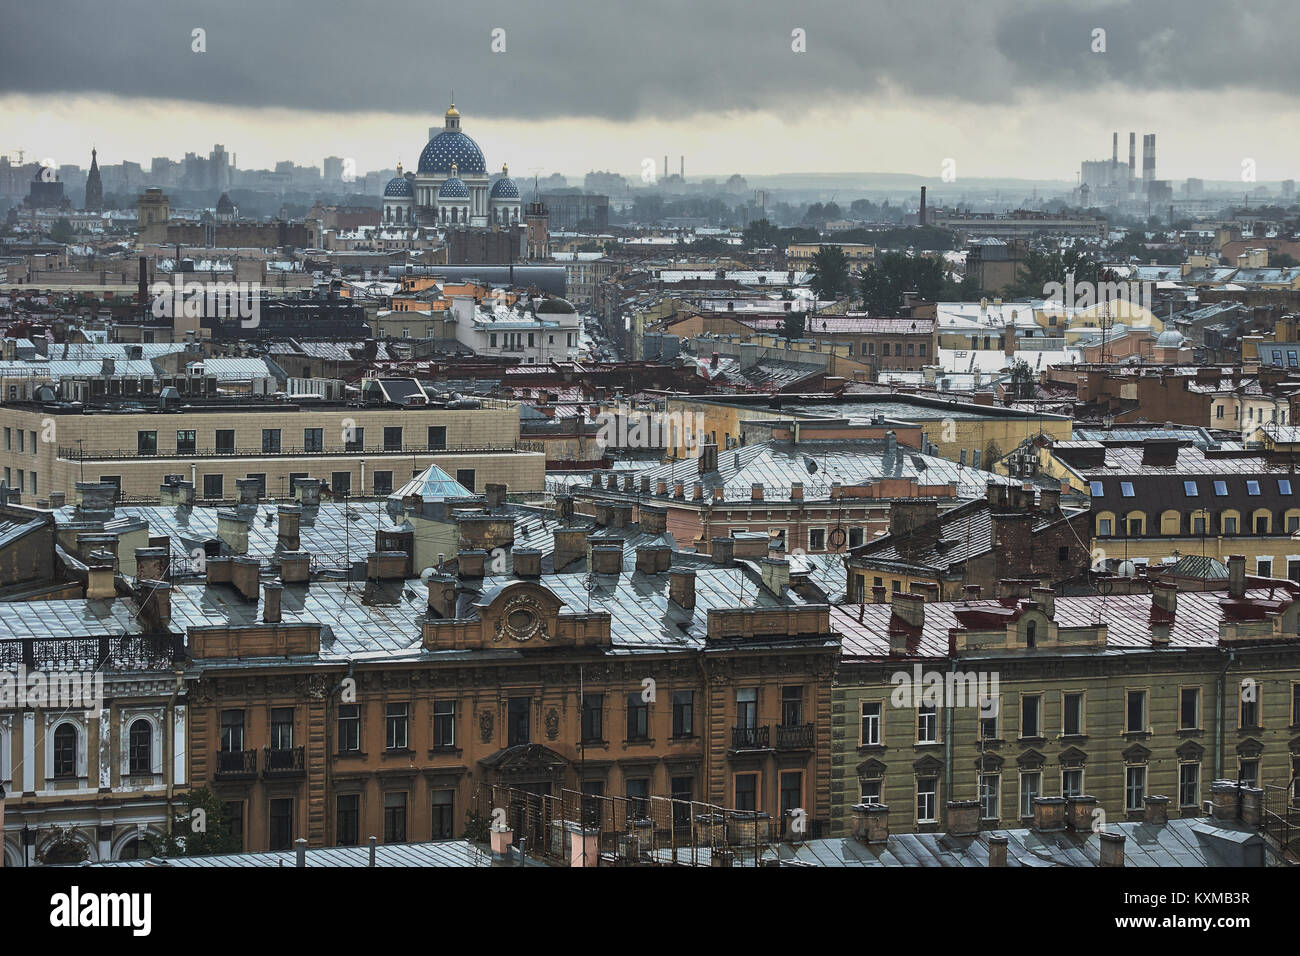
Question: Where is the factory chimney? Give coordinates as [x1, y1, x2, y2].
[680, 155, 684, 180]
[1143, 133, 1156, 186]
[1128, 132, 1136, 188]
[664, 155, 668, 181]
[919, 186, 927, 226]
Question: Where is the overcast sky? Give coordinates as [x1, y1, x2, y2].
[2, 0, 1298, 183]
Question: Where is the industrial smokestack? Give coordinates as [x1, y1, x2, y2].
[919, 186, 927, 226]
[664, 155, 668, 181]
[1143, 133, 1156, 185]
[1112, 131, 1118, 165]
[680, 155, 684, 179]
[1128, 132, 1136, 180]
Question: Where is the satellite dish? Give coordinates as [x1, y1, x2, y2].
[1117, 559, 1137, 579]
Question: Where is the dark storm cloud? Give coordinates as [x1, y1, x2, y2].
[1, 0, 1296, 119]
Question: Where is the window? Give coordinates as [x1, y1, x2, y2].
[1193, 515, 1206, 534]
[262, 429, 281, 453]
[808, 528, 825, 551]
[1183, 481, 1198, 496]
[385, 702, 409, 750]
[1125, 766, 1146, 812]
[507, 697, 530, 746]
[137, 430, 157, 456]
[860, 779, 882, 805]
[1240, 689, 1259, 728]
[1126, 690, 1146, 733]
[223, 801, 244, 849]
[220, 709, 244, 752]
[736, 688, 757, 729]
[1293, 683, 1300, 726]
[1179, 764, 1200, 808]
[455, 468, 475, 492]
[427, 426, 447, 450]
[1180, 688, 1199, 730]
[1214, 480, 1228, 496]
[1239, 759, 1259, 788]
[628, 778, 651, 822]
[860, 701, 881, 746]
[176, 430, 196, 455]
[1224, 515, 1238, 534]
[1098, 517, 1112, 536]
[581, 693, 604, 743]
[337, 794, 360, 845]
[627, 692, 650, 740]
[128, 719, 152, 775]
[270, 707, 293, 750]
[779, 771, 803, 820]
[344, 426, 364, 453]
[672, 690, 694, 738]
[1280, 479, 1293, 495]
[384, 792, 408, 843]
[53, 723, 78, 777]
[269, 798, 294, 850]
[979, 774, 999, 820]
[432, 790, 455, 839]
[735, 773, 758, 811]
[373, 470, 393, 495]
[1063, 693, 1083, 736]
[1062, 769, 1083, 798]
[979, 699, 998, 740]
[1089, 480, 1104, 497]
[383, 426, 403, 451]
[338, 704, 360, 752]
[917, 703, 938, 743]
[1246, 480, 1261, 495]
[2, 428, 8, 450]
[781, 686, 803, 726]
[1127, 515, 1143, 536]
[849, 527, 864, 548]
[433, 701, 455, 748]
[1120, 482, 1135, 497]
[1020, 695, 1041, 738]
[1020, 772, 1041, 817]
[303, 427, 324, 452]
[215, 429, 235, 454]
[331, 471, 351, 496]
[917, 777, 938, 823]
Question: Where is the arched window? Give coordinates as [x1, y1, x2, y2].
[129, 718, 153, 775]
[53, 723, 77, 777]
[1025, 620, 1037, 648]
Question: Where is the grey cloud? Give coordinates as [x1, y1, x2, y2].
[0, 0, 1295, 121]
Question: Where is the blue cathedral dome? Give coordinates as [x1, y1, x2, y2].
[384, 175, 413, 197]
[418, 131, 486, 175]
[490, 176, 519, 199]
[438, 176, 470, 199]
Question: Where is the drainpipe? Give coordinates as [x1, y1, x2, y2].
[943, 658, 956, 826]
[162, 669, 186, 841]
[1215, 648, 1235, 780]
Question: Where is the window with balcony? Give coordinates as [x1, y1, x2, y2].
[781, 686, 804, 727]
[428, 426, 447, 450]
[137, 430, 157, 456]
[373, 470, 393, 495]
[176, 430, 196, 455]
[456, 468, 475, 492]
[304, 428, 324, 452]
[220, 709, 244, 752]
[383, 426, 403, 451]
[215, 429, 235, 454]
[331, 471, 351, 496]
[203, 474, 223, 500]
[262, 429, 281, 454]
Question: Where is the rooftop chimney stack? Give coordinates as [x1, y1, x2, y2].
[1228, 554, 1246, 599]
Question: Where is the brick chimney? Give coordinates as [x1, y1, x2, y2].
[711, 536, 734, 566]
[591, 545, 622, 574]
[277, 505, 302, 552]
[1065, 795, 1098, 831]
[513, 548, 542, 578]
[552, 528, 588, 571]
[205, 554, 232, 586]
[230, 556, 260, 602]
[872, 585, 888, 604]
[669, 568, 696, 609]
[761, 557, 790, 595]
[426, 572, 457, 618]
[137, 579, 171, 629]
[217, 510, 249, 554]
[279, 551, 310, 585]
[698, 442, 718, 475]
[849, 803, 890, 844]
[86, 552, 116, 599]
[458, 549, 487, 579]
[750, 483, 763, 501]
[134, 546, 168, 583]
[611, 503, 634, 528]
[638, 504, 667, 535]
[889, 592, 924, 653]
[1098, 831, 1125, 867]
[987, 834, 1008, 867]
[946, 800, 979, 837]
[888, 499, 938, 537]
[263, 582, 283, 623]
[1142, 794, 1169, 826]
[484, 483, 507, 510]
[1241, 786, 1264, 827]
[1227, 555, 1246, 598]
[1031, 796, 1066, 832]
[1209, 779, 1239, 821]
[1030, 587, 1056, 619]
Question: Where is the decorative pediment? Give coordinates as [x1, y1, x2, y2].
[913, 754, 944, 775]
[1122, 742, 1151, 764]
[478, 743, 570, 777]
[1058, 746, 1088, 768]
[856, 758, 887, 779]
[1017, 748, 1045, 770]
[1176, 739, 1205, 761]
[1236, 737, 1263, 758]
[973, 752, 1004, 771]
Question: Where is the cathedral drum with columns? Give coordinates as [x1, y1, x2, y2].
[382, 102, 522, 229]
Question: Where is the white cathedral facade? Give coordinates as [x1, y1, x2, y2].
[382, 102, 522, 229]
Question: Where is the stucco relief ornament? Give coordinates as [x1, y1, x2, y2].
[545, 708, 560, 739]
[479, 709, 494, 743]
[494, 596, 550, 643]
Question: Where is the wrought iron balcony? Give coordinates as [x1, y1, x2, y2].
[263, 746, 305, 775]
[731, 725, 770, 751]
[215, 749, 257, 777]
[775, 723, 815, 750]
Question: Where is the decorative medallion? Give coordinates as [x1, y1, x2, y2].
[545, 708, 560, 740]
[493, 596, 550, 643]
[479, 709, 494, 743]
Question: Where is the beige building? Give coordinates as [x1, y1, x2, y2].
[0, 398, 545, 502]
